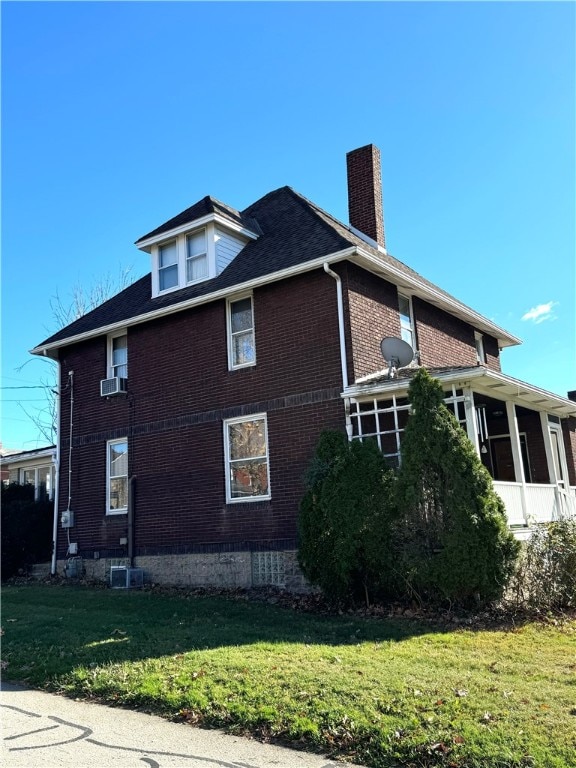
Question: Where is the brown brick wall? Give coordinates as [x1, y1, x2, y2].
[414, 297, 501, 371]
[342, 263, 399, 380]
[342, 265, 501, 380]
[55, 270, 345, 560]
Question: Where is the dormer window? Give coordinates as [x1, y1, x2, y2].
[159, 241, 178, 291]
[137, 201, 259, 299]
[186, 230, 208, 283]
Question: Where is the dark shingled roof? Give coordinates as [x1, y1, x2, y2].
[136, 195, 259, 243]
[35, 186, 502, 350]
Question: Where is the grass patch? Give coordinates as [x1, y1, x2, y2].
[2, 583, 575, 767]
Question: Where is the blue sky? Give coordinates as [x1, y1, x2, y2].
[2, 1, 575, 451]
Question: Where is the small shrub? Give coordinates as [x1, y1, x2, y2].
[506, 519, 576, 612]
[298, 431, 397, 606]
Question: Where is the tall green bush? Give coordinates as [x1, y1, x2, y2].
[395, 369, 519, 606]
[298, 431, 397, 605]
[1, 483, 53, 581]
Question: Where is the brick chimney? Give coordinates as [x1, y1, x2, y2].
[346, 144, 385, 249]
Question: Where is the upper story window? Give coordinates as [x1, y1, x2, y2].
[109, 333, 128, 379]
[227, 295, 255, 369]
[474, 332, 486, 364]
[186, 230, 208, 283]
[159, 241, 179, 291]
[398, 293, 415, 349]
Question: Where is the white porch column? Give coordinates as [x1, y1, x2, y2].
[463, 387, 480, 454]
[506, 400, 529, 525]
[539, 412, 562, 519]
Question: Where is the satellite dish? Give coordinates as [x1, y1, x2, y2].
[380, 337, 414, 378]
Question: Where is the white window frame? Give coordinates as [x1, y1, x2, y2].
[474, 332, 486, 364]
[151, 224, 217, 297]
[186, 229, 209, 285]
[19, 465, 53, 500]
[227, 294, 256, 370]
[398, 293, 415, 350]
[106, 438, 128, 515]
[157, 239, 179, 293]
[223, 413, 270, 503]
[107, 331, 128, 379]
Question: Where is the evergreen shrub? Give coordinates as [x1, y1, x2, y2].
[395, 369, 520, 606]
[297, 431, 397, 605]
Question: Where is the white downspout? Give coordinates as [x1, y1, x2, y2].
[323, 263, 353, 438]
[50, 360, 61, 576]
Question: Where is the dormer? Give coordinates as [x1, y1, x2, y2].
[135, 196, 260, 299]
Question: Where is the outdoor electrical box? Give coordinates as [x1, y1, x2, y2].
[61, 510, 74, 528]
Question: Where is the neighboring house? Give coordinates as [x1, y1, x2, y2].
[32, 145, 576, 588]
[1, 446, 56, 501]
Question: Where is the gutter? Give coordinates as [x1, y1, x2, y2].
[31, 247, 358, 358]
[323, 263, 353, 438]
[51, 359, 61, 576]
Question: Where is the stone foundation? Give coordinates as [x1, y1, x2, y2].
[55, 550, 311, 592]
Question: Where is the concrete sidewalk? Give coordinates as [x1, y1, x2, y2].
[1, 682, 362, 768]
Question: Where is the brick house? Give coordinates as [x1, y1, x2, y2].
[32, 145, 576, 588]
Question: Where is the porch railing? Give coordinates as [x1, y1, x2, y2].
[493, 481, 576, 527]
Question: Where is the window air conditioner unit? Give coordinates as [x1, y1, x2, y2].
[110, 566, 144, 589]
[100, 377, 128, 397]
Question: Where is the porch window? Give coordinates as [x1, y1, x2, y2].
[351, 384, 468, 467]
[489, 434, 532, 483]
[224, 414, 270, 502]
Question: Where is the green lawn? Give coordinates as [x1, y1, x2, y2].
[1, 584, 575, 767]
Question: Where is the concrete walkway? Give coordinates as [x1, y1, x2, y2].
[1, 682, 362, 768]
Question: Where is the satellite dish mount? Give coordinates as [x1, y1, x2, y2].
[380, 337, 414, 379]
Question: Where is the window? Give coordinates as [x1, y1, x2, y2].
[109, 334, 128, 379]
[159, 241, 178, 291]
[186, 229, 208, 283]
[224, 415, 270, 502]
[228, 296, 255, 369]
[107, 439, 128, 514]
[398, 293, 415, 349]
[20, 465, 53, 501]
[475, 332, 486, 364]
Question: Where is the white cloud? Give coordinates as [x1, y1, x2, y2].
[521, 301, 558, 324]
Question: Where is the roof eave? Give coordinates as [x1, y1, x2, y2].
[30, 247, 358, 357]
[135, 212, 260, 252]
[352, 247, 521, 349]
[344, 366, 576, 418]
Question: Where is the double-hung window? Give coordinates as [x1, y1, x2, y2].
[107, 439, 128, 514]
[110, 334, 128, 379]
[159, 241, 178, 291]
[398, 293, 415, 349]
[224, 414, 270, 502]
[227, 296, 255, 369]
[474, 332, 486, 364]
[186, 229, 208, 283]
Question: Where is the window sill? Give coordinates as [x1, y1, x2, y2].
[106, 510, 128, 516]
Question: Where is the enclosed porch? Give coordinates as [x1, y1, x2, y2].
[344, 366, 576, 533]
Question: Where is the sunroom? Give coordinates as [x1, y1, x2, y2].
[344, 366, 576, 536]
